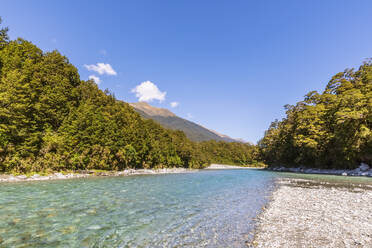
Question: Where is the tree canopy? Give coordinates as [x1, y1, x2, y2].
[259, 60, 372, 169]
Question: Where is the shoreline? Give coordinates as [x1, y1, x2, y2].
[266, 164, 372, 177]
[0, 164, 259, 183]
[205, 163, 263, 169]
[0, 168, 198, 183]
[250, 177, 372, 247]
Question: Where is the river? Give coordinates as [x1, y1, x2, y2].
[0, 169, 276, 247]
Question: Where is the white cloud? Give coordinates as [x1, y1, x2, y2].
[131, 81, 166, 102]
[187, 113, 193, 119]
[170, 102, 179, 108]
[84, 63, 117, 76]
[89, 75, 101, 84]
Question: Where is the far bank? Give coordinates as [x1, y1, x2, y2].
[0, 164, 262, 183]
[266, 163, 372, 178]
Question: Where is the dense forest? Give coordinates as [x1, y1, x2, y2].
[0, 19, 257, 173]
[259, 60, 372, 169]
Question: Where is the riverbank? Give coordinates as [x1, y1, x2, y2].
[251, 177, 372, 247]
[0, 168, 197, 183]
[0, 164, 262, 183]
[267, 163, 372, 177]
[205, 164, 261, 169]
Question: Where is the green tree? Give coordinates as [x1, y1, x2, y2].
[259, 60, 372, 169]
[0, 17, 9, 48]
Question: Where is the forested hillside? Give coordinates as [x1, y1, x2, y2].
[259, 61, 372, 169]
[0, 19, 257, 173]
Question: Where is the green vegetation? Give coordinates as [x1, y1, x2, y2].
[259, 60, 372, 169]
[200, 140, 259, 166]
[0, 19, 257, 173]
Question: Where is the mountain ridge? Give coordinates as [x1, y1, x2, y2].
[129, 102, 242, 143]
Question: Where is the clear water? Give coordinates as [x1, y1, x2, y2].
[0, 169, 277, 248]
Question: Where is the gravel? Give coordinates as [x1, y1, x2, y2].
[251, 178, 372, 248]
[269, 163, 372, 178]
[206, 164, 257, 169]
[0, 168, 197, 183]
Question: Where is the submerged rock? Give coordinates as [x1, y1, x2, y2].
[87, 225, 101, 230]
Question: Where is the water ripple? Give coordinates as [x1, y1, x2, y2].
[0, 169, 276, 247]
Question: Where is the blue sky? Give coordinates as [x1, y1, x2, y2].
[2, 1, 372, 143]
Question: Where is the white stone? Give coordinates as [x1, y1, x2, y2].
[54, 173, 65, 179]
[359, 163, 370, 172]
[8, 176, 18, 181]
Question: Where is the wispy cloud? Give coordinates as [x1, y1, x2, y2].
[89, 75, 101, 84]
[170, 102, 179, 108]
[84, 63, 117, 76]
[131, 81, 166, 102]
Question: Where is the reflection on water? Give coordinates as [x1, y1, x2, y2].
[0, 169, 276, 247]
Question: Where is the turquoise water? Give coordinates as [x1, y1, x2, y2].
[0, 169, 276, 248]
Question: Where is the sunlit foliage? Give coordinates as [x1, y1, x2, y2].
[259, 61, 372, 169]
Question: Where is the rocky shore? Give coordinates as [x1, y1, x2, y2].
[206, 164, 256, 169]
[251, 177, 372, 247]
[268, 162, 372, 177]
[0, 168, 196, 183]
[0, 164, 258, 183]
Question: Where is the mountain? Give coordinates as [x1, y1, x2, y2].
[129, 102, 241, 142]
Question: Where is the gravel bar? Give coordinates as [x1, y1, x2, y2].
[251, 178, 372, 248]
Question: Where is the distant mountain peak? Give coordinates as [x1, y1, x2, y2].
[129, 102, 176, 118]
[130, 102, 244, 143]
